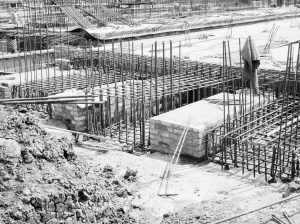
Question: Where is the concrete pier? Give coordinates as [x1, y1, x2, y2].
[149, 92, 267, 159]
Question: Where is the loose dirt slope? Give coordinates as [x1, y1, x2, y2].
[0, 106, 140, 224]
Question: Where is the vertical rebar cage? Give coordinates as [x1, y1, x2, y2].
[206, 41, 300, 182]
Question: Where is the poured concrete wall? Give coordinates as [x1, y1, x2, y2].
[149, 92, 268, 159]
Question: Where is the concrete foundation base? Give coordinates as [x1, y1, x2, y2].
[51, 80, 149, 132]
[149, 92, 268, 159]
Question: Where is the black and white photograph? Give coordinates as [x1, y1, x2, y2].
[0, 1, 300, 223]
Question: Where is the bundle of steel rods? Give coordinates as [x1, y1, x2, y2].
[0, 95, 101, 105]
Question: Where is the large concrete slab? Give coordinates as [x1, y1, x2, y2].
[149, 92, 268, 159]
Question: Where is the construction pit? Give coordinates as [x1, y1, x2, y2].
[1, 1, 300, 224]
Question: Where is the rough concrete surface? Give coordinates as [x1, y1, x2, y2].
[150, 92, 269, 158]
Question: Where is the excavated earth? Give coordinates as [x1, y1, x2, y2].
[0, 106, 141, 224]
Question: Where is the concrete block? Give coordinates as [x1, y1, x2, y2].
[65, 105, 75, 111]
[149, 122, 155, 130]
[173, 127, 184, 134]
[169, 132, 179, 140]
[70, 110, 80, 117]
[163, 137, 174, 145]
[73, 120, 86, 129]
[149, 92, 264, 159]
[150, 138, 159, 146]
[159, 142, 171, 153]
[192, 149, 205, 158]
[77, 110, 86, 116]
[156, 134, 163, 142]
[193, 138, 200, 144]
[150, 129, 159, 135]
[154, 123, 162, 130]
[160, 131, 170, 138]
[74, 116, 86, 122]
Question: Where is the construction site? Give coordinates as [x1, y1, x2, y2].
[2, 0, 300, 223]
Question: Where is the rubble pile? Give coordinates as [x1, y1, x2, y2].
[0, 106, 138, 224]
[124, 168, 138, 182]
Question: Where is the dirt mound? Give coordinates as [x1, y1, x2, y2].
[124, 168, 138, 182]
[0, 106, 138, 224]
